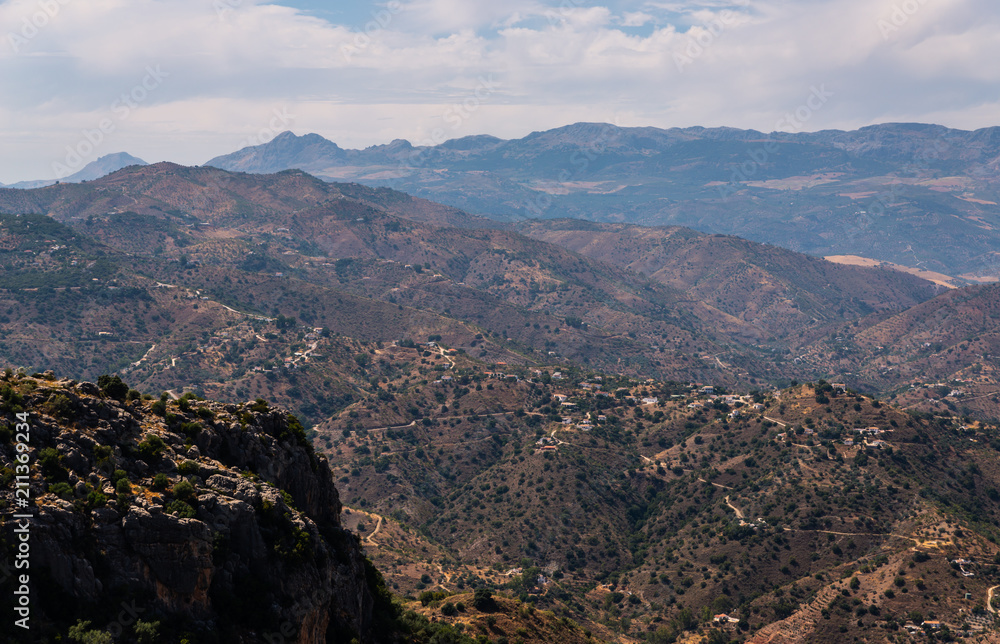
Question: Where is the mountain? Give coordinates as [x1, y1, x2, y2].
[514, 219, 941, 343]
[4, 161, 1000, 641]
[317, 357, 1000, 643]
[205, 124, 1000, 279]
[5, 152, 147, 189]
[0, 163, 948, 401]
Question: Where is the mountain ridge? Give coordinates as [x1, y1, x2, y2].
[204, 123, 1000, 279]
[6, 152, 148, 189]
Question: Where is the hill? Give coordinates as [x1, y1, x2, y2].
[314, 357, 1000, 643]
[205, 124, 1000, 280]
[514, 219, 939, 343]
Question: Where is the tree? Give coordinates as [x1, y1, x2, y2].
[472, 588, 497, 611]
[97, 374, 129, 400]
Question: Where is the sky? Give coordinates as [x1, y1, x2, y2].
[0, 0, 998, 182]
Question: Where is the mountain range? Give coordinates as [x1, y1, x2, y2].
[2, 153, 1000, 642]
[204, 124, 1000, 281]
[0, 161, 995, 424]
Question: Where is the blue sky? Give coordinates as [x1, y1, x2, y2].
[0, 0, 998, 182]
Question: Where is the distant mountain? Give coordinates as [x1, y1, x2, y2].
[6, 152, 147, 188]
[515, 219, 941, 343]
[0, 162, 947, 400]
[205, 124, 1000, 278]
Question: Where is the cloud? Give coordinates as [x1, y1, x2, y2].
[620, 11, 654, 27]
[0, 0, 997, 182]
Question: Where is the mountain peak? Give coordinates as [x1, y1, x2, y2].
[4, 152, 147, 189]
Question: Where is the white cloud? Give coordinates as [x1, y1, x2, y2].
[621, 11, 654, 27]
[0, 0, 997, 182]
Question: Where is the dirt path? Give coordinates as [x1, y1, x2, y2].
[725, 496, 745, 520]
[989, 585, 1000, 614]
[366, 514, 383, 546]
[764, 416, 788, 427]
[698, 477, 732, 490]
[131, 343, 157, 368]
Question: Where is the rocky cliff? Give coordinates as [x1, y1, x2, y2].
[0, 372, 377, 643]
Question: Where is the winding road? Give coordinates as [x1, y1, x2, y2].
[366, 514, 383, 546]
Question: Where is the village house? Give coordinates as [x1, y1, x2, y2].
[713, 614, 740, 624]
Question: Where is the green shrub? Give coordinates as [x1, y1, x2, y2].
[68, 620, 113, 644]
[152, 473, 170, 490]
[172, 479, 197, 505]
[472, 588, 496, 611]
[137, 434, 166, 461]
[179, 422, 202, 441]
[86, 489, 107, 509]
[133, 620, 161, 644]
[166, 500, 196, 519]
[151, 400, 167, 416]
[97, 374, 129, 401]
[49, 482, 74, 499]
[38, 447, 67, 481]
[177, 460, 200, 476]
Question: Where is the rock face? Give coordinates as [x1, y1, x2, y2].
[0, 374, 375, 643]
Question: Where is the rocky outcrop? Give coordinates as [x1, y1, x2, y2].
[0, 374, 375, 643]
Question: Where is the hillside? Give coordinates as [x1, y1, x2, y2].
[515, 219, 939, 343]
[5, 163, 1000, 426]
[313, 357, 1000, 643]
[205, 124, 1000, 279]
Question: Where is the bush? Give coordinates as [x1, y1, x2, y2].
[172, 480, 197, 505]
[133, 620, 161, 644]
[97, 374, 129, 401]
[137, 434, 166, 461]
[177, 460, 199, 476]
[38, 447, 65, 480]
[151, 400, 167, 416]
[166, 500, 196, 519]
[152, 473, 170, 490]
[441, 602, 457, 616]
[86, 489, 107, 509]
[68, 620, 113, 644]
[49, 481, 74, 499]
[472, 588, 497, 611]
